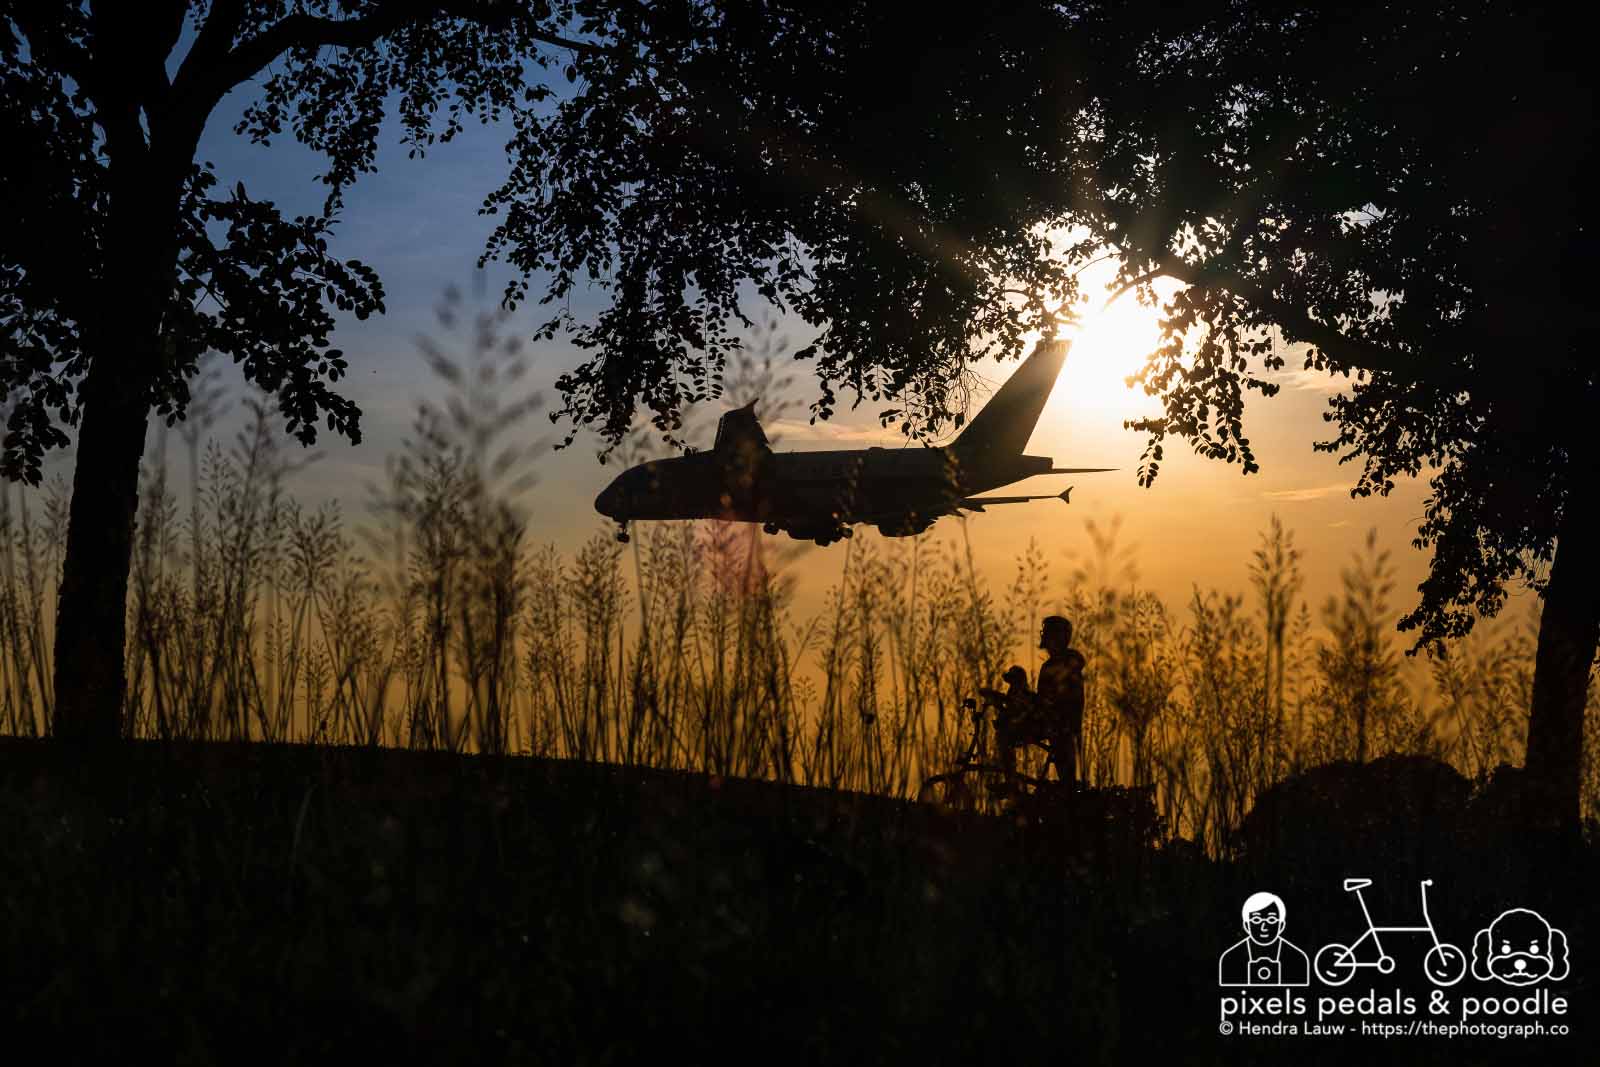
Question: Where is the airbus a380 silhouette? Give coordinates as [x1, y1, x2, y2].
[594, 337, 1113, 545]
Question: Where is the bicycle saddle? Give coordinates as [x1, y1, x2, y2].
[1343, 878, 1373, 891]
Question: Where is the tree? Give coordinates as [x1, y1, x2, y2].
[3, 1, 591, 741]
[482, 2, 1107, 449]
[1059, 3, 1594, 831]
[479, 2, 1595, 828]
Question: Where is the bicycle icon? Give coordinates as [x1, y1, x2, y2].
[1314, 878, 1467, 987]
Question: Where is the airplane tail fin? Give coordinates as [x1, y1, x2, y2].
[952, 338, 1070, 463]
[713, 401, 771, 455]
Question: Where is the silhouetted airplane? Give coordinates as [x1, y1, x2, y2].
[594, 338, 1114, 545]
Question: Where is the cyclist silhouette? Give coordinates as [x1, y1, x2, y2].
[1036, 615, 1085, 785]
[992, 616, 1086, 786]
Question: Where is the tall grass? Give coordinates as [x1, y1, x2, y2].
[0, 478, 61, 737]
[2, 302, 1595, 851]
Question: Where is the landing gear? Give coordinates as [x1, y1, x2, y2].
[763, 521, 781, 535]
[615, 521, 631, 544]
[782, 521, 854, 545]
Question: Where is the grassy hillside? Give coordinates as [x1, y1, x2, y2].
[1, 739, 1590, 1064]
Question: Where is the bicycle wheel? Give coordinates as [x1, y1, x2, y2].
[1424, 943, 1467, 987]
[918, 771, 977, 811]
[1314, 943, 1357, 986]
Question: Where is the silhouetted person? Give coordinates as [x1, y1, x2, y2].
[987, 616, 1085, 789]
[987, 664, 1035, 782]
[1036, 615, 1086, 787]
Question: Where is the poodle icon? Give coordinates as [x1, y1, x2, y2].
[1471, 909, 1570, 986]
[1219, 891, 1311, 986]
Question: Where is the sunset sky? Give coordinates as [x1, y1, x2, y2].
[47, 66, 1530, 663]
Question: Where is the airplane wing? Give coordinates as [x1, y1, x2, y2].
[957, 487, 1074, 512]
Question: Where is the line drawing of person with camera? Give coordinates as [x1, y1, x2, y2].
[1219, 891, 1311, 987]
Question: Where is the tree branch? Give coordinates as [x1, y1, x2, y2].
[1143, 256, 1424, 382]
[174, 0, 597, 144]
[1102, 267, 1164, 308]
[154, 0, 189, 66]
[10, 16, 85, 98]
[171, 0, 245, 110]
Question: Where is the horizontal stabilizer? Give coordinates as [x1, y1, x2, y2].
[1048, 467, 1117, 474]
[957, 487, 1074, 512]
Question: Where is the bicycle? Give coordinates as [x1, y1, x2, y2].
[1313, 878, 1468, 987]
[917, 690, 1064, 813]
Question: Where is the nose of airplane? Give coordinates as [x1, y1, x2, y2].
[595, 477, 622, 518]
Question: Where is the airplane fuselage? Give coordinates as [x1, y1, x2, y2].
[595, 444, 1056, 538]
[593, 338, 1105, 543]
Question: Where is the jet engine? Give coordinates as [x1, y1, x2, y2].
[876, 515, 935, 537]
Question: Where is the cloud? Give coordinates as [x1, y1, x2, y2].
[1278, 368, 1355, 395]
[1261, 483, 1352, 502]
[762, 418, 904, 446]
[1267, 338, 1370, 395]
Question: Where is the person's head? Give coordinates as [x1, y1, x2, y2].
[1241, 892, 1286, 946]
[1039, 615, 1072, 653]
[1003, 665, 1028, 690]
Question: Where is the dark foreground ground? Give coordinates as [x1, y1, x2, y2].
[1, 740, 1593, 1065]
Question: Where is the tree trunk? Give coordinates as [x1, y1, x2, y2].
[50, 354, 155, 743]
[48, 4, 241, 744]
[1525, 492, 1599, 834]
[46, 38, 194, 739]
[49, 145, 171, 743]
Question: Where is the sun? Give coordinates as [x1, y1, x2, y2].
[1062, 293, 1167, 414]
[990, 258, 1180, 451]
